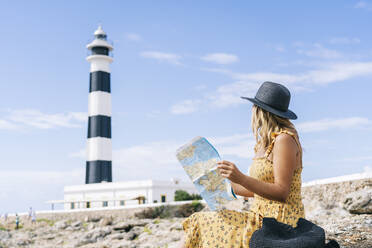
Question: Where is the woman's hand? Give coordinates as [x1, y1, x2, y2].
[217, 160, 244, 184]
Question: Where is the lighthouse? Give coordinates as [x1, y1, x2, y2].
[85, 25, 113, 184]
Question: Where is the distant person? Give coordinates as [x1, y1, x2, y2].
[31, 210, 36, 224]
[4, 212, 8, 222]
[15, 213, 20, 230]
[28, 207, 32, 220]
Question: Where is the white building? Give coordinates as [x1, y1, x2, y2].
[47, 179, 197, 210]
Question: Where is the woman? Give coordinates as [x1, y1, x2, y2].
[180, 81, 305, 248]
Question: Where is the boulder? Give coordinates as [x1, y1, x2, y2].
[71, 221, 82, 228]
[54, 220, 68, 230]
[343, 188, 372, 214]
[113, 220, 148, 232]
[0, 231, 11, 240]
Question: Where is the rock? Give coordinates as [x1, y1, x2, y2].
[73, 227, 112, 247]
[87, 222, 96, 230]
[169, 222, 182, 231]
[87, 226, 112, 241]
[113, 220, 148, 232]
[109, 233, 124, 240]
[112, 240, 134, 248]
[16, 239, 31, 246]
[85, 216, 101, 223]
[54, 220, 68, 230]
[71, 221, 82, 227]
[343, 189, 372, 214]
[44, 234, 55, 240]
[124, 226, 143, 240]
[99, 217, 113, 226]
[0, 231, 11, 240]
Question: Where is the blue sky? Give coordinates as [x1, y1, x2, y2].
[1, 1, 372, 213]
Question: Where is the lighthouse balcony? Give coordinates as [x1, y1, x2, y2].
[87, 39, 113, 51]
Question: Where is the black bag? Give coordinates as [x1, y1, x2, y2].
[249, 217, 340, 248]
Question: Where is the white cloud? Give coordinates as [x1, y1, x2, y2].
[329, 37, 360, 45]
[69, 148, 86, 159]
[125, 33, 142, 41]
[177, 60, 372, 113]
[209, 133, 255, 159]
[146, 110, 161, 118]
[69, 133, 256, 180]
[140, 51, 182, 65]
[0, 119, 18, 130]
[297, 117, 372, 132]
[170, 99, 201, 115]
[297, 43, 342, 59]
[0, 169, 84, 212]
[355, 1, 367, 8]
[194, 84, 207, 91]
[4, 109, 87, 129]
[201, 53, 239, 64]
[275, 45, 286, 52]
[337, 156, 372, 162]
[363, 165, 372, 173]
[206, 81, 260, 108]
[354, 1, 372, 10]
[0, 169, 83, 187]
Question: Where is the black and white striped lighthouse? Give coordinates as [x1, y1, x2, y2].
[85, 25, 113, 184]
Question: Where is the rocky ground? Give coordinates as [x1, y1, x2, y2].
[0, 178, 371, 248]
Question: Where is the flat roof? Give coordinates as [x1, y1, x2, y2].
[64, 179, 194, 193]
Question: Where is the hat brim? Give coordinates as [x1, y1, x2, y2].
[241, 97, 298, 120]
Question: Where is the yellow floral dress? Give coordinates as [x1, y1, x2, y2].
[182, 129, 305, 248]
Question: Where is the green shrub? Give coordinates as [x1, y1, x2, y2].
[174, 190, 202, 201]
[174, 190, 192, 201]
[135, 205, 173, 219]
[190, 193, 202, 200]
[175, 201, 204, 217]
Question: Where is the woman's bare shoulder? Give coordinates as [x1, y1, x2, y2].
[273, 133, 299, 153]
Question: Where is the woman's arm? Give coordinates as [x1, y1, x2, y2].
[217, 134, 298, 203]
[231, 181, 254, 197]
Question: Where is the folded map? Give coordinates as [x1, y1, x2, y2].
[176, 136, 238, 211]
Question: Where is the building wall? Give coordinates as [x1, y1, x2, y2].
[151, 184, 197, 203]
[63, 180, 197, 210]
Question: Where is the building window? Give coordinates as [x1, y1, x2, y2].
[153, 200, 158, 203]
[102, 201, 108, 207]
[70, 202, 75, 209]
[86, 202, 91, 208]
[120, 200, 125, 206]
[161, 195, 166, 203]
[138, 196, 146, 204]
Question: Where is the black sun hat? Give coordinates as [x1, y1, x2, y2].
[249, 218, 340, 248]
[241, 81, 297, 120]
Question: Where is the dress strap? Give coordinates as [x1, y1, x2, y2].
[264, 129, 302, 162]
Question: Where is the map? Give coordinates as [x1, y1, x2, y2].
[176, 136, 238, 211]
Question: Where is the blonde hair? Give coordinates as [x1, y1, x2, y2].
[251, 105, 303, 157]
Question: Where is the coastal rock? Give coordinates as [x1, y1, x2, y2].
[71, 220, 82, 227]
[343, 188, 372, 214]
[85, 215, 101, 223]
[113, 219, 148, 232]
[0, 231, 11, 240]
[54, 220, 68, 230]
[99, 216, 113, 226]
